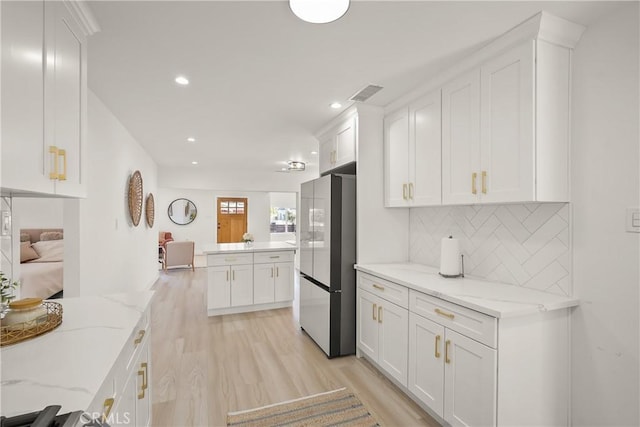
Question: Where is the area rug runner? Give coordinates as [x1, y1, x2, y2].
[226, 387, 380, 427]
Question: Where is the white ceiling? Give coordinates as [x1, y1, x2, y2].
[87, 1, 623, 188]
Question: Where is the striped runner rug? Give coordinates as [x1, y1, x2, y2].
[226, 388, 380, 427]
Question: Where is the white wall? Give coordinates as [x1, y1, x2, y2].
[64, 91, 159, 297]
[156, 187, 271, 253]
[571, 4, 639, 426]
[13, 198, 64, 228]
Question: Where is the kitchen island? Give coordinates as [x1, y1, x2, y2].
[203, 242, 297, 316]
[0, 291, 154, 425]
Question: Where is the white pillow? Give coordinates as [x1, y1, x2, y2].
[30, 240, 64, 263]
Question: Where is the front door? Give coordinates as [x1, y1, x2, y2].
[217, 198, 248, 243]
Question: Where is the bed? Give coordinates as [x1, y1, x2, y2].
[19, 228, 64, 300]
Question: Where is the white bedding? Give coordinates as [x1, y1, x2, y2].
[20, 239, 64, 299]
[20, 261, 63, 299]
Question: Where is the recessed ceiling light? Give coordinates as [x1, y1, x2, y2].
[175, 76, 189, 85]
[187, 137, 196, 142]
[311, 151, 318, 155]
[330, 102, 342, 109]
[191, 161, 198, 165]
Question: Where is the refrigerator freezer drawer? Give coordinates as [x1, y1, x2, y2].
[300, 276, 330, 356]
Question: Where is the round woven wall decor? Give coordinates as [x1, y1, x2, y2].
[128, 170, 143, 226]
[145, 193, 155, 228]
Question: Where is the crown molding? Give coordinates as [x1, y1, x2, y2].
[64, 0, 101, 36]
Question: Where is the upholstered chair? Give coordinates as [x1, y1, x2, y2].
[158, 231, 174, 249]
[162, 241, 195, 271]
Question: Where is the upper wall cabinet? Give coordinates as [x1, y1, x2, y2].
[385, 90, 442, 207]
[318, 114, 357, 175]
[1, 0, 98, 197]
[385, 12, 585, 207]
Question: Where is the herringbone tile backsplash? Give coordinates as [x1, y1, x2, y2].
[409, 203, 571, 296]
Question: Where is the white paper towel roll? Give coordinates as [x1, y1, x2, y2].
[440, 236, 461, 277]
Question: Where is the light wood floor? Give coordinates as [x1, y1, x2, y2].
[150, 268, 439, 427]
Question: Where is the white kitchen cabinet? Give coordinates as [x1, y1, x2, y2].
[409, 313, 496, 426]
[357, 266, 574, 427]
[112, 335, 151, 426]
[357, 288, 408, 386]
[441, 69, 481, 205]
[253, 251, 294, 304]
[1, 0, 91, 197]
[385, 90, 442, 207]
[230, 264, 253, 306]
[318, 114, 357, 175]
[208, 264, 253, 308]
[442, 39, 571, 204]
[208, 265, 232, 309]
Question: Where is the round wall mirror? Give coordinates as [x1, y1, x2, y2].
[168, 198, 197, 225]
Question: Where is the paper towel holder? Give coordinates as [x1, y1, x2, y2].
[439, 254, 465, 279]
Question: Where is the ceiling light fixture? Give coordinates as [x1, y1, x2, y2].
[287, 160, 306, 171]
[187, 137, 196, 142]
[175, 76, 189, 85]
[330, 102, 342, 109]
[289, 0, 350, 24]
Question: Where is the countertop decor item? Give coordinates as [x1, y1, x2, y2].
[128, 170, 143, 226]
[439, 235, 463, 278]
[1, 300, 62, 346]
[242, 232, 254, 244]
[0, 271, 19, 318]
[145, 193, 155, 228]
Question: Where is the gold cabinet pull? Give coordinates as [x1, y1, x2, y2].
[402, 183, 408, 200]
[232, 270, 235, 281]
[49, 146, 59, 180]
[102, 397, 114, 422]
[226, 270, 229, 281]
[435, 308, 455, 320]
[409, 182, 414, 200]
[378, 306, 383, 323]
[138, 369, 146, 399]
[58, 149, 67, 181]
[435, 335, 441, 358]
[224, 257, 237, 262]
[141, 362, 149, 390]
[482, 171, 487, 194]
[472, 172, 477, 194]
[372, 284, 385, 291]
[276, 267, 279, 277]
[134, 329, 145, 345]
[372, 303, 377, 321]
[271, 267, 274, 278]
[445, 339, 451, 364]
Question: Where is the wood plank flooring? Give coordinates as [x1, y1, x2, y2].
[150, 268, 439, 427]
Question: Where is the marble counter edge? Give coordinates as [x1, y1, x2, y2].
[202, 243, 298, 255]
[355, 263, 579, 319]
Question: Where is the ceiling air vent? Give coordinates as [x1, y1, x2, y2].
[349, 84, 383, 103]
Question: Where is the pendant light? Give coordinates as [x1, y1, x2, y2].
[289, 0, 350, 24]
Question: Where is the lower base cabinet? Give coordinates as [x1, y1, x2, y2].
[111, 336, 151, 426]
[358, 289, 408, 386]
[409, 313, 496, 426]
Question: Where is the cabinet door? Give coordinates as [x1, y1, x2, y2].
[480, 42, 534, 203]
[444, 329, 497, 427]
[112, 367, 136, 426]
[319, 133, 335, 175]
[357, 290, 379, 360]
[384, 107, 410, 207]
[411, 90, 442, 206]
[274, 262, 293, 302]
[253, 263, 275, 304]
[408, 313, 445, 418]
[378, 300, 409, 386]
[334, 116, 356, 167]
[442, 70, 481, 205]
[135, 338, 151, 427]
[230, 264, 253, 307]
[45, 1, 86, 197]
[207, 266, 230, 309]
[1, 0, 53, 194]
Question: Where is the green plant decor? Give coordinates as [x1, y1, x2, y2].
[0, 271, 19, 305]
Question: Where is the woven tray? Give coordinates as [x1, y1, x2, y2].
[1, 301, 63, 347]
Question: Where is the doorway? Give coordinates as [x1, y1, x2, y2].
[217, 198, 248, 243]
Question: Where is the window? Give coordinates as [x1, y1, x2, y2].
[270, 207, 296, 233]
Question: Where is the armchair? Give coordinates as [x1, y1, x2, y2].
[162, 241, 195, 271]
[159, 231, 174, 249]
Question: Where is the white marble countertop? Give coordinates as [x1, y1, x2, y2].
[1, 291, 154, 417]
[355, 263, 578, 318]
[203, 241, 297, 254]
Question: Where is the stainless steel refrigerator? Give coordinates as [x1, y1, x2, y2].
[299, 174, 356, 358]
